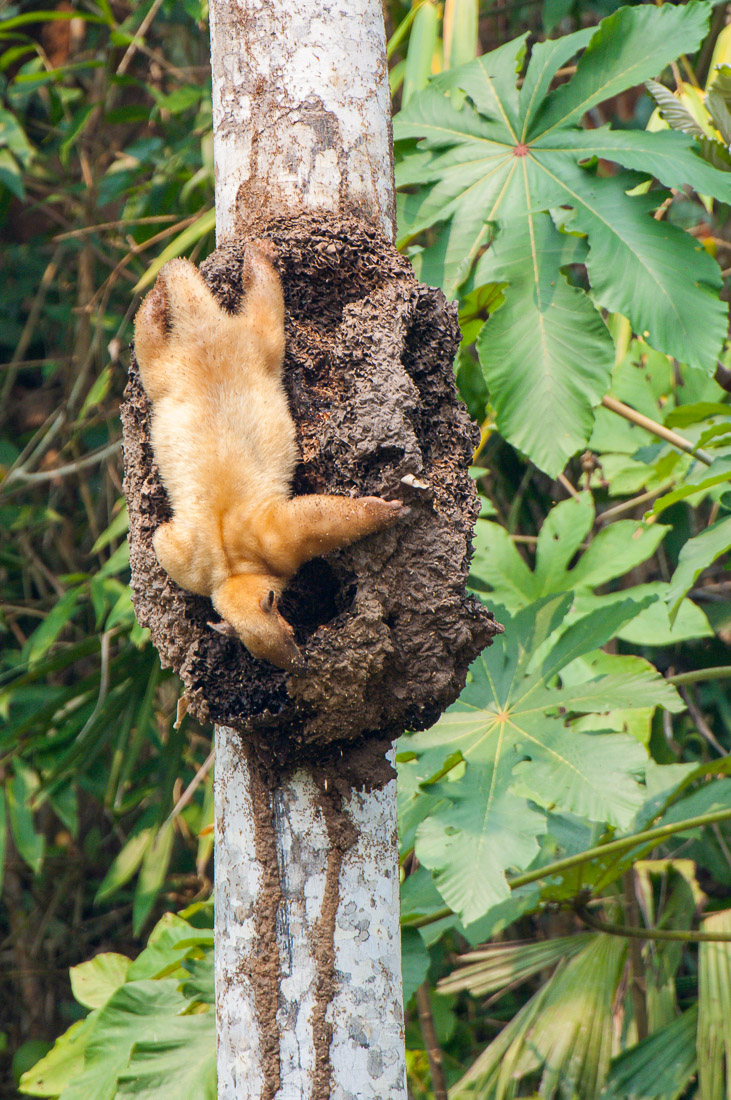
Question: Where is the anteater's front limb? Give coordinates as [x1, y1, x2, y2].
[248, 495, 408, 577]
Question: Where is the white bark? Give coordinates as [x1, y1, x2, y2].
[215, 730, 405, 1098]
[209, 0, 395, 242]
[211, 1, 406, 1096]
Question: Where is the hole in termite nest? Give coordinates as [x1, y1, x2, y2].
[280, 557, 354, 644]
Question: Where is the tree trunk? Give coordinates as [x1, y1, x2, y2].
[210, 2, 407, 1097]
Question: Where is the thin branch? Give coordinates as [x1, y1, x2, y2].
[601, 395, 714, 466]
[0, 247, 65, 415]
[1, 440, 121, 491]
[402, 806, 731, 930]
[87, 213, 202, 310]
[666, 667, 731, 687]
[557, 472, 580, 500]
[163, 749, 215, 830]
[623, 871, 649, 1040]
[653, 195, 674, 221]
[116, 0, 167, 77]
[509, 806, 731, 889]
[53, 215, 179, 241]
[0, 358, 70, 371]
[596, 479, 676, 523]
[2, 409, 66, 485]
[72, 632, 112, 746]
[678, 684, 727, 756]
[577, 905, 731, 944]
[415, 983, 448, 1100]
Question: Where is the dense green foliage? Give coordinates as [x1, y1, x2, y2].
[1, 0, 731, 1097]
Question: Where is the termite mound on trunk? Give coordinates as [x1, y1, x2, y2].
[121, 211, 502, 774]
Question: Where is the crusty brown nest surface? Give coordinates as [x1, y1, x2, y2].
[121, 212, 502, 777]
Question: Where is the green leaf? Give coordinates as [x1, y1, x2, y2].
[531, 3, 712, 135]
[519, 29, 595, 131]
[534, 595, 655, 683]
[470, 493, 670, 609]
[451, 934, 625, 1099]
[475, 215, 613, 477]
[408, 596, 662, 924]
[0, 107, 33, 166]
[0, 10, 106, 31]
[78, 364, 112, 420]
[544, 126, 731, 202]
[470, 495, 713, 645]
[95, 821, 155, 903]
[115, 1012, 216, 1100]
[90, 503, 128, 555]
[133, 823, 175, 935]
[7, 763, 44, 874]
[666, 515, 731, 623]
[432, 35, 529, 136]
[443, 0, 478, 70]
[651, 456, 731, 516]
[395, 3, 729, 471]
[95, 539, 129, 579]
[664, 401, 731, 428]
[401, 927, 430, 1005]
[0, 147, 25, 198]
[698, 910, 731, 1100]
[604, 1005, 698, 1100]
[49, 784, 78, 837]
[18, 1016, 96, 1097]
[402, 0, 439, 107]
[400, 866, 460, 945]
[23, 589, 81, 668]
[707, 64, 731, 145]
[178, 954, 214, 1006]
[150, 86, 203, 115]
[645, 79, 706, 138]
[438, 933, 592, 997]
[59, 103, 95, 166]
[57, 981, 190, 1100]
[416, 749, 546, 923]
[659, 778, 731, 835]
[561, 650, 684, 745]
[70, 953, 131, 1010]
[573, 585, 713, 645]
[559, 173, 725, 374]
[133, 210, 215, 293]
[127, 912, 213, 982]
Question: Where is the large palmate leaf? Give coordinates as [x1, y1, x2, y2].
[401, 594, 682, 924]
[604, 1006, 698, 1100]
[474, 215, 613, 474]
[450, 933, 625, 1099]
[469, 491, 713, 645]
[394, 1, 730, 475]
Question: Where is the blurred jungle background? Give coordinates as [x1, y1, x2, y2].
[1, 0, 731, 1097]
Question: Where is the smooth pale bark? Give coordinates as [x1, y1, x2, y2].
[210, 0, 395, 242]
[211, 1, 406, 1097]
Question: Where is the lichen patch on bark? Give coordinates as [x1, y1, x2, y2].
[121, 212, 501, 775]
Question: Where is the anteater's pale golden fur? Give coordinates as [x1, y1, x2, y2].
[133, 243, 406, 670]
